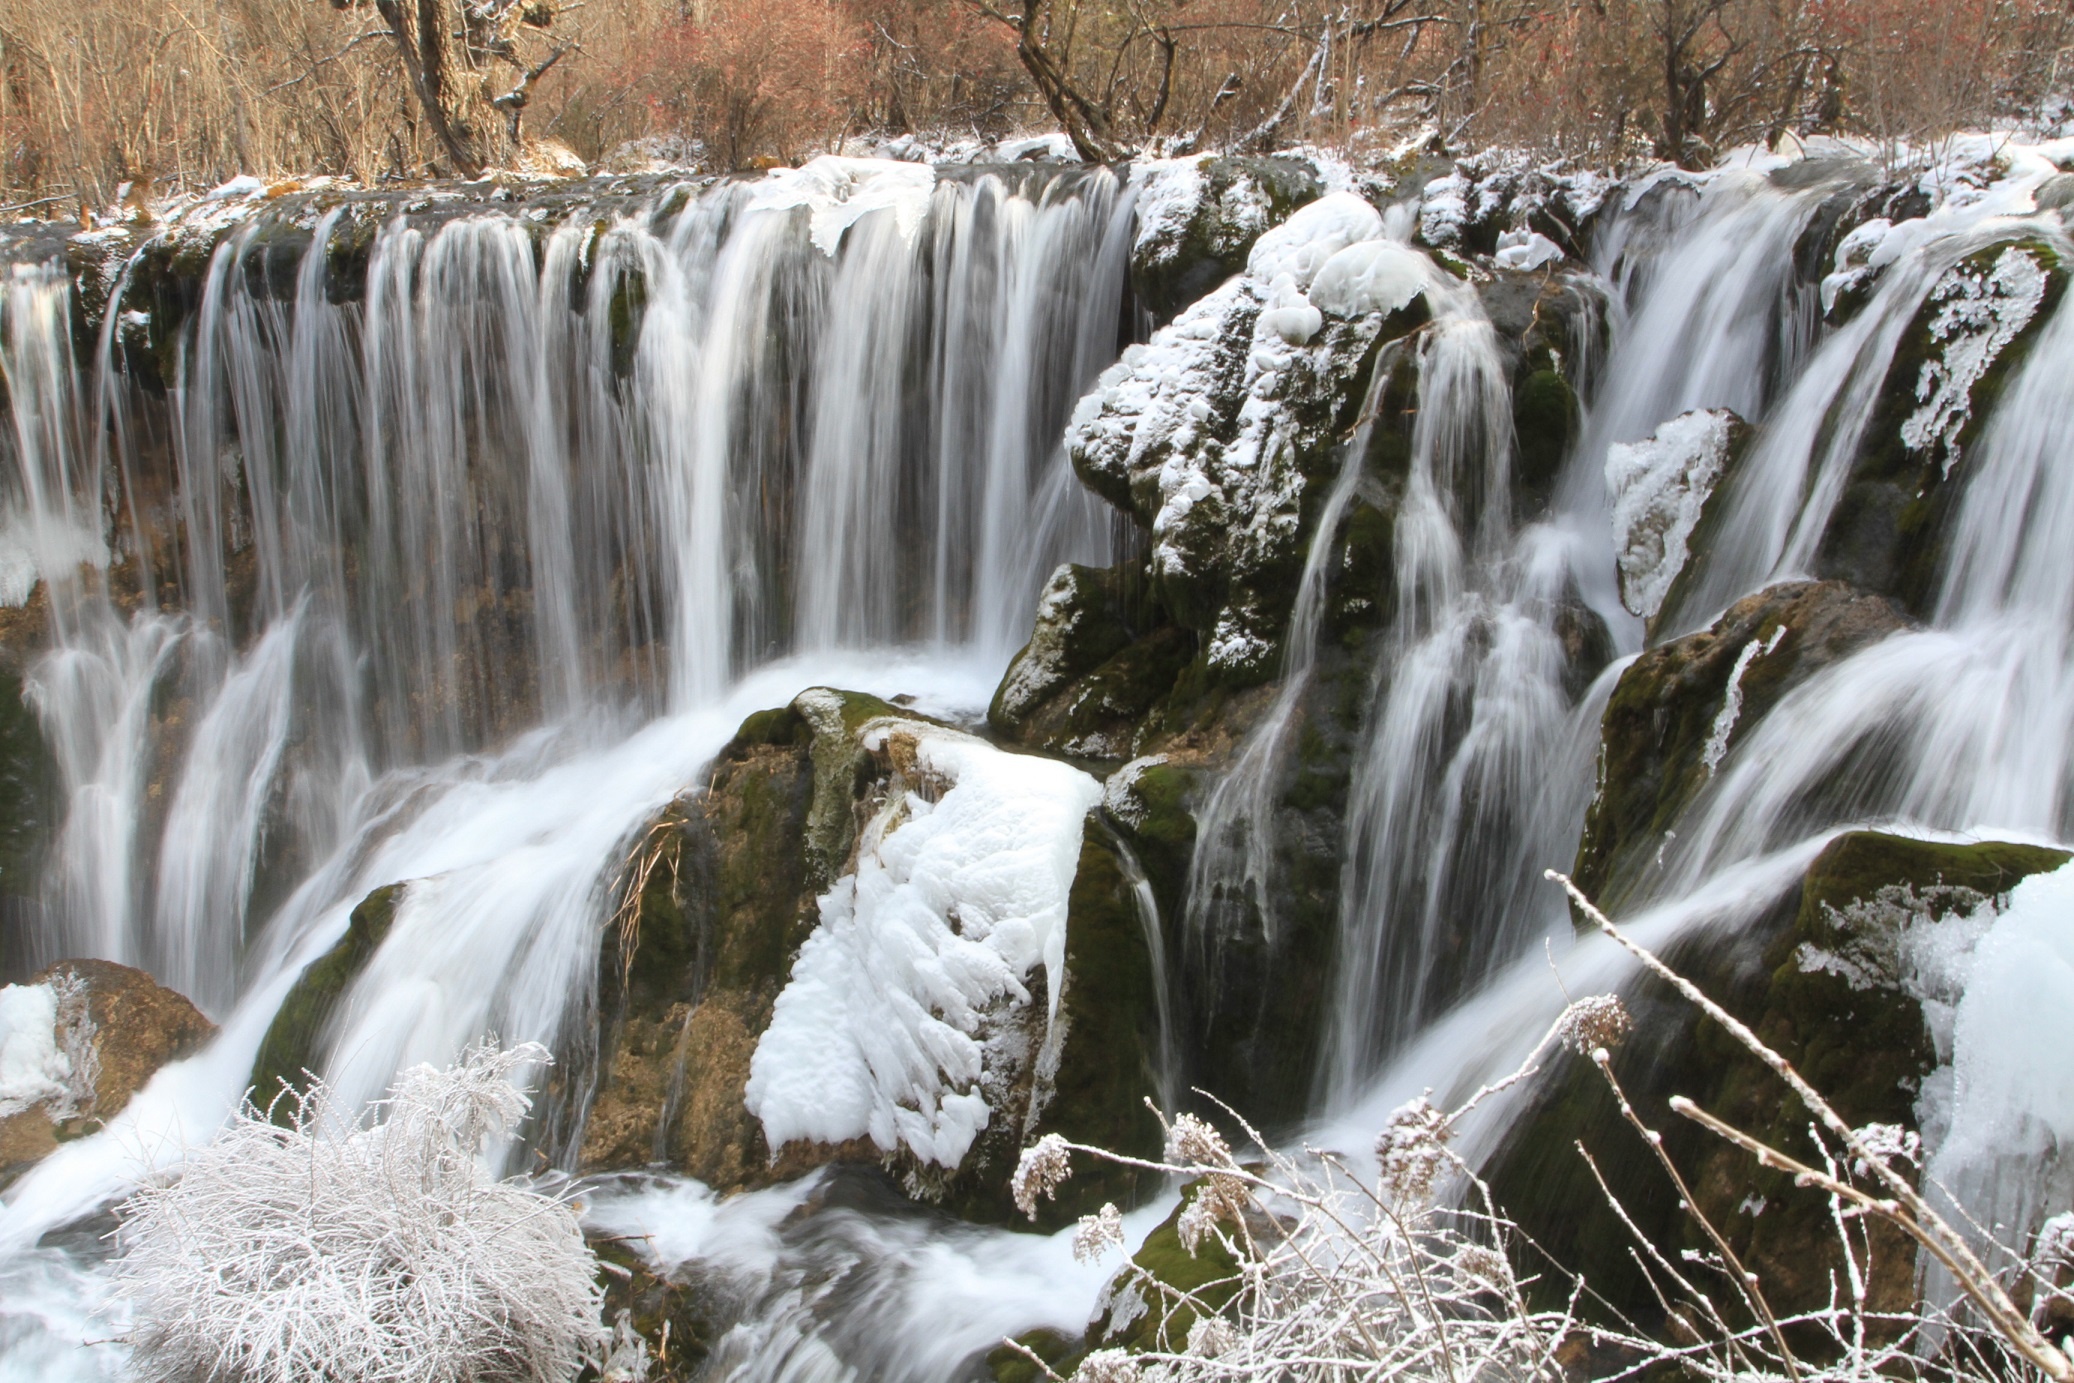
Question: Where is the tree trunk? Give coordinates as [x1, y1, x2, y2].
[373, 0, 483, 176]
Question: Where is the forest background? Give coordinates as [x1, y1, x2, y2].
[4, 0, 2071, 211]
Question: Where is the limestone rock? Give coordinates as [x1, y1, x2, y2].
[1573, 580, 1911, 909]
[1, 958, 214, 1186]
[580, 690, 1165, 1225]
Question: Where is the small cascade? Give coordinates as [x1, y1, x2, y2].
[1319, 274, 1591, 1100]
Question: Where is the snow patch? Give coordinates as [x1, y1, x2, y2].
[1604, 408, 1740, 620]
[1700, 625, 1786, 778]
[745, 722, 1102, 1169]
[1903, 245, 2050, 472]
[1246, 193, 1384, 289]
[1821, 217, 1894, 314]
[748, 157, 937, 257]
[203, 175, 265, 202]
[0, 984, 68, 1119]
[1130, 158, 1211, 263]
[1309, 240, 1427, 318]
[1101, 755, 1168, 830]
[1494, 228, 1563, 271]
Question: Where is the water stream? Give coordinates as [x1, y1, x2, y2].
[3, 146, 2074, 1377]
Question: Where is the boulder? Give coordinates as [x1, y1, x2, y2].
[990, 561, 1194, 763]
[1816, 236, 2065, 613]
[581, 690, 1166, 1225]
[1573, 580, 1912, 910]
[1, 958, 215, 1186]
[1489, 830, 2068, 1332]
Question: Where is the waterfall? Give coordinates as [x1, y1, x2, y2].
[5, 142, 2074, 1379]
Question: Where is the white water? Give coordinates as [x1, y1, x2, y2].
[0, 164, 1134, 1375]
[6, 140, 2074, 1377]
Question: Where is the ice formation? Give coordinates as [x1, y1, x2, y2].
[1604, 408, 1741, 619]
[1921, 862, 2074, 1203]
[745, 720, 1102, 1169]
[1700, 625, 1786, 778]
[1792, 862, 2074, 1263]
[1902, 245, 2050, 471]
[0, 983, 67, 1119]
[747, 156, 937, 257]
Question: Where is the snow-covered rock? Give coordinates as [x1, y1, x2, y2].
[1127, 155, 1323, 319]
[1902, 244, 2052, 473]
[1071, 194, 1436, 678]
[747, 156, 936, 257]
[745, 719, 1103, 1169]
[1605, 408, 1747, 621]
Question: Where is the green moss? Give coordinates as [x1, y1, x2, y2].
[988, 1330, 1080, 1383]
[1101, 1180, 1245, 1353]
[1512, 367, 1577, 512]
[607, 263, 650, 381]
[1018, 826, 1168, 1225]
[0, 671, 56, 971]
[249, 882, 405, 1113]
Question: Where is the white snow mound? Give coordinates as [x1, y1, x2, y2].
[745, 722, 1103, 1169]
[1309, 240, 1427, 318]
[1246, 192, 1385, 290]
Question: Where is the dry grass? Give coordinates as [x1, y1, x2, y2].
[3, 0, 2067, 209]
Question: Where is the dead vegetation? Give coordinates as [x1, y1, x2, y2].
[3, 0, 2069, 215]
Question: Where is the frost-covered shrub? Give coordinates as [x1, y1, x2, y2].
[114, 1041, 608, 1383]
[1011, 883, 2074, 1383]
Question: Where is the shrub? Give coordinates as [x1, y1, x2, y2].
[113, 1041, 608, 1383]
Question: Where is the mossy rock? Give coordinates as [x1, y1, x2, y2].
[1012, 823, 1170, 1225]
[1815, 236, 2065, 614]
[988, 1329, 1081, 1383]
[580, 696, 827, 1183]
[1088, 1179, 1245, 1353]
[1573, 581, 1911, 911]
[1129, 157, 1324, 321]
[1000, 625, 1197, 763]
[1513, 367, 1578, 514]
[0, 668, 58, 979]
[249, 882, 405, 1114]
[991, 559, 1178, 759]
[586, 691, 1161, 1225]
[1490, 830, 2067, 1334]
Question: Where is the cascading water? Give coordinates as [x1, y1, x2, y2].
[4, 137, 2074, 1380]
[0, 161, 1136, 1374]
